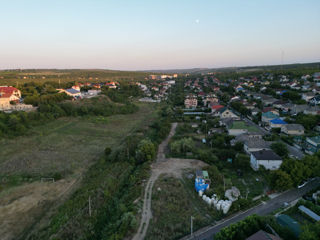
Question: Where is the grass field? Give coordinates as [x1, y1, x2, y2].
[0, 101, 159, 240]
[0, 69, 152, 85]
[230, 121, 259, 132]
[0, 102, 157, 177]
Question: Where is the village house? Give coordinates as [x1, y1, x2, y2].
[310, 95, 320, 105]
[211, 104, 224, 115]
[250, 149, 282, 171]
[184, 94, 198, 109]
[246, 230, 282, 240]
[281, 124, 304, 136]
[218, 107, 239, 119]
[303, 106, 320, 115]
[302, 92, 316, 102]
[261, 111, 279, 125]
[0, 86, 21, 110]
[58, 88, 81, 98]
[305, 136, 320, 155]
[269, 118, 287, 129]
[251, 108, 260, 116]
[243, 138, 270, 154]
[203, 94, 218, 106]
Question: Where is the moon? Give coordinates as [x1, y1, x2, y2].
[195, 19, 200, 24]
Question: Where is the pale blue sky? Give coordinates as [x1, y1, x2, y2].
[0, 0, 319, 70]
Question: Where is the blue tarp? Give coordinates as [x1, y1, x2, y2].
[195, 178, 209, 192]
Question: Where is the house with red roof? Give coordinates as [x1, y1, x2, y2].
[211, 104, 224, 115]
[0, 86, 21, 110]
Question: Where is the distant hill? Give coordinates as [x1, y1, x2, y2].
[144, 62, 320, 74]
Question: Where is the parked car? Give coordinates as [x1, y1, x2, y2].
[298, 181, 308, 189]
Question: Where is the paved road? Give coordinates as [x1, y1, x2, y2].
[180, 178, 320, 240]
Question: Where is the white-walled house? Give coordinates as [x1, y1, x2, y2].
[281, 124, 304, 135]
[250, 150, 282, 171]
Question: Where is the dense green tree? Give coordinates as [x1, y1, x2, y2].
[299, 222, 320, 240]
[271, 170, 293, 191]
[136, 139, 156, 164]
[234, 154, 250, 170]
[271, 142, 288, 157]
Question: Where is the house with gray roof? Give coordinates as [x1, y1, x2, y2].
[244, 138, 270, 154]
[250, 149, 282, 170]
[281, 124, 304, 135]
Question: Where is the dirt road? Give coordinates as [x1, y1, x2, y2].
[132, 123, 207, 240]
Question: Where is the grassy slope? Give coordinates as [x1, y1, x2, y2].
[0, 102, 159, 240]
[0, 102, 157, 177]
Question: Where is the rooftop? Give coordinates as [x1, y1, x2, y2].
[270, 118, 287, 125]
[246, 230, 282, 240]
[283, 124, 304, 131]
[251, 149, 282, 161]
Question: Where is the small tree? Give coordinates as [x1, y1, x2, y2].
[136, 139, 156, 164]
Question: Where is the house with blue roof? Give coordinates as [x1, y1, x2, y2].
[58, 88, 81, 98]
[269, 118, 287, 129]
[261, 111, 279, 124]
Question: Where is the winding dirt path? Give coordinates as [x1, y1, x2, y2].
[132, 123, 207, 240]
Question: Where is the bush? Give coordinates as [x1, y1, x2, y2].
[104, 147, 112, 156]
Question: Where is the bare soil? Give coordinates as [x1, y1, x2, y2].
[0, 178, 76, 240]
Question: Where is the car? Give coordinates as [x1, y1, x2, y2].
[298, 181, 308, 189]
[283, 202, 289, 208]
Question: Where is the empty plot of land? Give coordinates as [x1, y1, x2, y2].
[0, 102, 156, 176]
[0, 102, 157, 240]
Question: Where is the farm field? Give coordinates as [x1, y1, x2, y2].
[0, 102, 158, 240]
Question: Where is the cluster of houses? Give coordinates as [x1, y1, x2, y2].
[137, 78, 176, 102]
[57, 81, 119, 99]
[0, 81, 120, 112]
[183, 70, 320, 157]
[148, 74, 178, 80]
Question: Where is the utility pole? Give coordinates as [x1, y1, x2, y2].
[223, 175, 225, 191]
[89, 196, 92, 217]
[190, 216, 194, 237]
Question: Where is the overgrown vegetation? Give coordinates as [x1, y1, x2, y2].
[215, 215, 297, 240]
[25, 106, 171, 240]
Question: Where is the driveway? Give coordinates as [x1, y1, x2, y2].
[132, 123, 208, 240]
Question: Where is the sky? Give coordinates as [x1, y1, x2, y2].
[0, 0, 319, 70]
